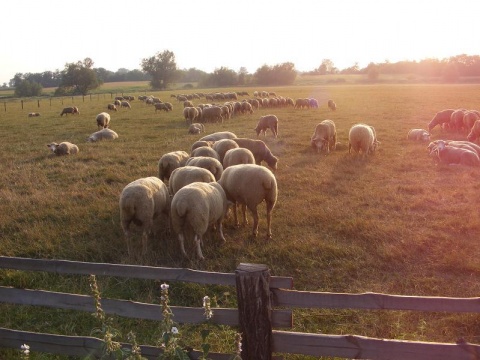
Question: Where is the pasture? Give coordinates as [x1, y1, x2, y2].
[2, 83, 480, 359]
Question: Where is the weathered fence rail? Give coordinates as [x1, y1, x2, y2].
[1, 256, 480, 359]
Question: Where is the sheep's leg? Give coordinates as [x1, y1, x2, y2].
[194, 234, 205, 261]
[242, 204, 248, 225]
[233, 202, 240, 227]
[178, 233, 189, 259]
[217, 218, 226, 243]
[266, 201, 274, 239]
[141, 231, 148, 256]
[249, 205, 259, 237]
[124, 231, 132, 257]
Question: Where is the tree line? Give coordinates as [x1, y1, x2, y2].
[7, 51, 480, 97]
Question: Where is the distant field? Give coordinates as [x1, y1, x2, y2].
[2, 83, 480, 359]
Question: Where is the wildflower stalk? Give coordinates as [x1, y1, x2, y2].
[20, 343, 30, 359]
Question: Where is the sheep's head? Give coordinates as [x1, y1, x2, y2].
[47, 143, 59, 153]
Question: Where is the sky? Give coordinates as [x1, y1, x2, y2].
[2, 0, 480, 85]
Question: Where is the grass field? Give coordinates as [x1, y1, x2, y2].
[2, 82, 480, 359]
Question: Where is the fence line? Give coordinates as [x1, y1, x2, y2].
[2, 256, 480, 359]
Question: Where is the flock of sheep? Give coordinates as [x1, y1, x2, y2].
[44, 90, 382, 261]
[408, 108, 480, 166]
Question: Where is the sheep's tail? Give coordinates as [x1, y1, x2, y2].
[263, 176, 278, 203]
[174, 197, 189, 219]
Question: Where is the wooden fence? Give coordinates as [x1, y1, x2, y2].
[1, 256, 480, 359]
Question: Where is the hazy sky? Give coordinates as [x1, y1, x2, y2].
[2, 0, 479, 85]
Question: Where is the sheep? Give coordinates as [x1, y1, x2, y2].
[185, 156, 223, 180]
[183, 107, 199, 124]
[119, 177, 170, 256]
[114, 99, 122, 106]
[121, 101, 131, 109]
[407, 129, 430, 142]
[309, 98, 319, 108]
[60, 106, 79, 116]
[450, 109, 467, 132]
[348, 123, 378, 158]
[188, 123, 205, 134]
[191, 146, 220, 160]
[96, 112, 111, 129]
[463, 111, 480, 132]
[232, 138, 278, 170]
[427, 140, 480, 157]
[28, 112, 40, 117]
[47, 142, 79, 156]
[466, 120, 480, 143]
[191, 140, 214, 153]
[255, 115, 279, 138]
[202, 106, 223, 123]
[429, 140, 480, 166]
[87, 128, 118, 142]
[427, 109, 455, 132]
[168, 166, 216, 195]
[212, 139, 239, 164]
[170, 181, 228, 260]
[327, 99, 337, 111]
[310, 119, 337, 154]
[107, 104, 117, 112]
[158, 150, 190, 181]
[218, 164, 277, 239]
[223, 147, 255, 168]
[200, 131, 237, 142]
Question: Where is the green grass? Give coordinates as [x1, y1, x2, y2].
[2, 83, 480, 359]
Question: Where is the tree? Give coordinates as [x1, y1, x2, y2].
[238, 67, 248, 85]
[58, 58, 100, 95]
[366, 63, 380, 81]
[254, 62, 297, 85]
[141, 50, 177, 89]
[14, 79, 42, 97]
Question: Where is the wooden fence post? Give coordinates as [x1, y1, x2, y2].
[235, 263, 273, 360]
[38, 100, 40, 108]
[4, 102, 6, 112]
[21, 100, 24, 110]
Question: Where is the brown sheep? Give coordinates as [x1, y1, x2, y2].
[232, 138, 278, 170]
[255, 115, 279, 138]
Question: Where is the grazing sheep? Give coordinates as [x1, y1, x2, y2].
[158, 151, 190, 181]
[155, 103, 168, 112]
[450, 109, 467, 132]
[47, 142, 79, 156]
[467, 120, 480, 142]
[407, 129, 431, 142]
[309, 98, 319, 108]
[428, 109, 455, 132]
[232, 138, 278, 170]
[218, 164, 277, 239]
[121, 101, 131, 109]
[429, 140, 480, 166]
[463, 111, 480, 132]
[191, 140, 214, 152]
[428, 140, 480, 157]
[114, 99, 121, 106]
[107, 104, 117, 112]
[185, 156, 223, 180]
[255, 115, 279, 138]
[311, 120, 337, 154]
[184, 107, 199, 124]
[87, 128, 118, 142]
[223, 147, 255, 168]
[96, 112, 111, 129]
[168, 166, 216, 195]
[28, 112, 40, 117]
[327, 99, 337, 111]
[348, 123, 378, 158]
[212, 139, 239, 164]
[191, 146, 220, 160]
[60, 106, 79, 116]
[188, 122, 205, 134]
[119, 177, 170, 256]
[170, 181, 228, 260]
[200, 131, 237, 142]
[202, 106, 223, 123]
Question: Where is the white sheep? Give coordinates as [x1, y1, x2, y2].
[310, 119, 337, 154]
[185, 156, 224, 181]
[427, 140, 480, 157]
[170, 181, 228, 260]
[348, 123, 378, 158]
[119, 177, 170, 256]
[96, 112, 111, 129]
[200, 131, 237, 142]
[47, 142, 79, 156]
[188, 123, 205, 134]
[212, 139, 239, 164]
[60, 106, 79, 116]
[255, 115, 279, 138]
[191, 140, 215, 152]
[232, 138, 278, 170]
[327, 99, 336, 111]
[28, 112, 41, 117]
[223, 147, 255, 168]
[168, 166, 216, 195]
[218, 164, 277, 239]
[190, 146, 220, 160]
[429, 140, 480, 166]
[428, 109, 455, 132]
[107, 104, 117, 112]
[407, 129, 431, 142]
[121, 101, 131, 109]
[87, 128, 118, 142]
[158, 151, 190, 181]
